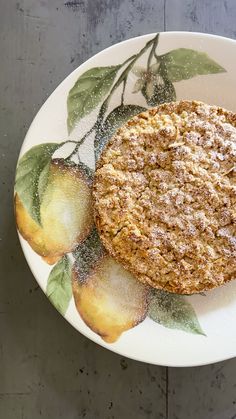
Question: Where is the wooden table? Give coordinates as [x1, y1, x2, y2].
[1, 1, 236, 418]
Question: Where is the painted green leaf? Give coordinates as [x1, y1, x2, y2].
[141, 79, 176, 106]
[73, 228, 105, 282]
[159, 48, 226, 82]
[37, 161, 51, 202]
[67, 65, 121, 133]
[15, 143, 59, 225]
[94, 104, 146, 160]
[46, 255, 72, 315]
[148, 290, 205, 336]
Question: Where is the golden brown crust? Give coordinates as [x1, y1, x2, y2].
[93, 100, 236, 294]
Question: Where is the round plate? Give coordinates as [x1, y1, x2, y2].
[15, 32, 236, 367]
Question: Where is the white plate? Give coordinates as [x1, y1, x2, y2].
[15, 32, 236, 367]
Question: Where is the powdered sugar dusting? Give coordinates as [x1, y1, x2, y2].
[94, 101, 236, 294]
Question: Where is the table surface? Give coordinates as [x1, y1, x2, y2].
[1, 1, 236, 418]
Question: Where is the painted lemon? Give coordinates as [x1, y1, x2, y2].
[72, 254, 149, 343]
[15, 159, 93, 264]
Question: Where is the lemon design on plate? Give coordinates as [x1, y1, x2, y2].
[15, 154, 93, 265]
[73, 252, 149, 343]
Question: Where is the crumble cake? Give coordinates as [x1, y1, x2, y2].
[93, 101, 236, 294]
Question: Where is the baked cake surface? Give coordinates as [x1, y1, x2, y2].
[93, 101, 236, 294]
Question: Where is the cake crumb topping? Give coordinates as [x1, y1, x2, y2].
[93, 101, 236, 294]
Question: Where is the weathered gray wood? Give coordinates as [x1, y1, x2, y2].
[165, 2, 236, 419]
[165, 0, 236, 38]
[168, 362, 236, 419]
[0, 1, 166, 419]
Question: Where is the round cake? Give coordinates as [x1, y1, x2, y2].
[93, 101, 236, 294]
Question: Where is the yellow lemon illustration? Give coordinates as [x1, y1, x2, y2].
[15, 159, 93, 264]
[72, 255, 149, 343]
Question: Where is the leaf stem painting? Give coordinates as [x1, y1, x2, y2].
[15, 33, 226, 344]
